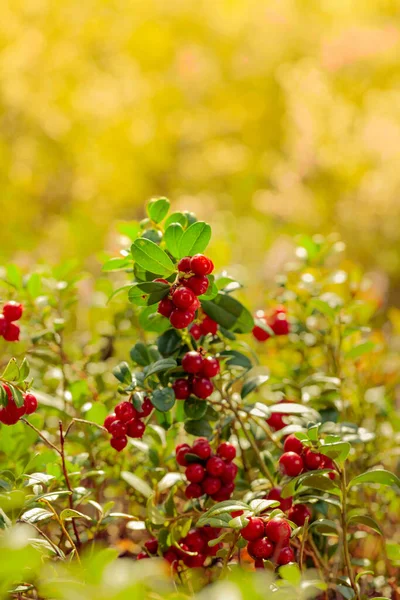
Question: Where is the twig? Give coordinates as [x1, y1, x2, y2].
[59, 421, 81, 547]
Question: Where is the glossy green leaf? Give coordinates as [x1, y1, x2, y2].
[184, 418, 212, 438]
[178, 221, 211, 257]
[164, 223, 184, 258]
[144, 358, 177, 379]
[102, 256, 132, 272]
[151, 388, 176, 412]
[128, 281, 170, 306]
[131, 238, 175, 276]
[347, 514, 382, 535]
[348, 469, 400, 489]
[241, 373, 269, 398]
[121, 472, 152, 498]
[202, 293, 254, 333]
[147, 197, 170, 223]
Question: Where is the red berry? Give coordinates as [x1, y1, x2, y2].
[266, 412, 286, 431]
[252, 322, 270, 342]
[0, 315, 6, 336]
[190, 254, 213, 276]
[154, 278, 169, 284]
[164, 549, 179, 564]
[202, 476, 222, 496]
[109, 420, 127, 438]
[144, 538, 158, 554]
[271, 313, 289, 336]
[200, 526, 221, 540]
[115, 401, 136, 423]
[170, 309, 194, 329]
[183, 530, 206, 553]
[304, 449, 325, 470]
[185, 275, 209, 296]
[188, 297, 201, 312]
[184, 553, 206, 568]
[192, 439, 212, 460]
[221, 461, 238, 483]
[275, 546, 295, 565]
[265, 517, 291, 545]
[192, 377, 213, 399]
[3, 322, 20, 342]
[110, 436, 128, 451]
[186, 463, 205, 483]
[211, 482, 234, 501]
[241, 517, 265, 541]
[254, 559, 265, 569]
[206, 456, 225, 477]
[172, 378, 191, 400]
[200, 356, 220, 378]
[176, 443, 191, 466]
[279, 452, 304, 477]
[126, 419, 145, 438]
[283, 434, 304, 455]
[190, 324, 202, 340]
[157, 298, 174, 318]
[185, 482, 203, 499]
[266, 487, 293, 512]
[3, 301, 23, 322]
[177, 256, 192, 272]
[136, 397, 153, 418]
[104, 414, 117, 432]
[172, 286, 196, 310]
[231, 510, 244, 518]
[200, 316, 218, 335]
[182, 351, 204, 374]
[217, 442, 236, 461]
[24, 393, 38, 415]
[247, 538, 274, 560]
[136, 551, 150, 560]
[287, 504, 312, 526]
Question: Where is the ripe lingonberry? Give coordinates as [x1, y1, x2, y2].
[304, 449, 325, 470]
[144, 538, 158, 554]
[212, 481, 234, 501]
[185, 482, 203, 499]
[184, 553, 206, 568]
[190, 323, 202, 340]
[176, 443, 191, 466]
[221, 461, 238, 483]
[24, 393, 38, 415]
[164, 549, 179, 564]
[170, 309, 194, 329]
[217, 442, 236, 461]
[202, 476, 222, 496]
[254, 559, 265, 569]
[192, 438, 212, 460]
[190, 254, 213, 276]
[252, 322, 270, 342]
[241, 517, 265, 541]
[158, 297, 174, 318]
[200, 316, 218, 335]
[287, 504, 312, 526]
[200, 356, 220, 378]
[283, 434, 304, 455]
[136, 551, 150, 560]
[266, 487, 293, 512]
[265, 517, 291, 545]
[185, 275, 209, 296]
[186, 463, 205, 483]
[104, 414, 117, 432]
[3, 301, 23, 322]
[136, 396, 153, 417]
[172, 378, 191, 400]
[172, 286, 197, 310]
[182, 351, 204, 374]
[247, 538, 274, 560]
[109, 420, 127, 438]
[115, 401, 136, 423]
[276, 546, 295, 565]
[183, 530, 206, 553]
[177, 256, 192, 272]
[271, 312, 289, 336]
[206, 456, 225, 477]
[126, 419, 145, 438]
[266, 412, 286, 431]
[3, 322, 20, 342]
[192, 376, 213, 399]
[279, 452, 304, 477]
[110, 436, 128, 451]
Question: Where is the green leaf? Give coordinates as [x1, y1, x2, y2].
[21, 508, 54, 524]
[151, 388, 176, 412]
[165, 211, 187, 228]
[131, 238, 175, 276]
[202, 293, 254, 333]
[183, 398, 207, 420]
[220, 350, 252, 369]
[144, 358, 177, 379]
[157, 329, 182, 356]
[309, 519, 339, 536]
[130, 343, 160, 366]
[102, 256, 132, 272]
[348, 469, 400, 489]
[112, 362, 134, 385]
[164, 223, 184, 258]
[308, 298, 337, 319]
[347, 514, 382, 535]
[319, 441, 351, 463]
[128, 281, 170, 306]
[60, 509, 91, 522]
[147, 197, 170, 223]
[9, 385, 24, 408]
[345, 341, 376, 360]
[241, 374, 269, 398]
[178, 221, 211, 257]
[157, 472, 184, 492]
[121, 472, 153, 498]
[0, 386, 8, 407]
[27, 273, 42, 298]
[1, 358, 20, 382]
[279, 563, 301, 586]
[184, 418, 212, 438]
[386, 542, 400, 562]
[19, 358, 30, 381]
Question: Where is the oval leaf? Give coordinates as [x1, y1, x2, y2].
[178, 221, 211, 257]
[131, 238, 175, 276]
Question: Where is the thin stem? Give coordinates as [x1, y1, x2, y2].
[340, 465, 360, 600]
[59, 421, 81, 547]
[21, 418, 61, 455]
[41, 499, 81, 564]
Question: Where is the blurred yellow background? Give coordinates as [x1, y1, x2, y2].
[1, 0, 400, 293]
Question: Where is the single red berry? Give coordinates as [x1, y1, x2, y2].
[206, 456, 225, 477]
[115, 401, 136, 423]
[182, 351, 204, 374]
[192, 377, 213, 399]
[270, 313, 290, 336]
[177, 256, 192, 272]
[324, 457, 336, 479]
[202, 476, 222, 496]
[266, 487, 293, 512]
[0, 406, 19, 425]
[211, 482, 234, 501]
[265, 517, 291, 545]
[144, 538, 158, 554]
[136, 551, 150, 560]
[109, 420, 127, 438]
[185, 275, 209, 296]
[154, 278, 169, 284]
[3, 322, 20, 342]
[185, 482, 203, 499]
[157, 297, 174, 318]
[24, 393, 38, 415]
[200, 526, 221, 540]
[206, 542, 222, 557]
[283, 434, 304, 455]
[247, 538, 274, 560]
[190, 323, 202, 340]
[217, 442, 236, 461]
[192, 438, 212, 460]
[126, 419, 145, 438]
[190, 254, 213, 276]
[186, 463, 205, 483]
[176, 443, 191, 466]
[200, 356, 220, 378]
[184, 553, 206, 568]
[170, 309, 194, 329]
[304, 449, 325, 470]
[266, 412, 286, 431]
[252, 321, 270, 342]
[287, 504, 312, 526]
[254, 558, 265, 569]
[172, 378, 191, 400]
[3, 301, 23, 322]
[275, 546, 295, 565]
[183, 530, 206, 553]
[104, 414, 117, 432]
[221, 461, 238, 483]
[172, 286, 197, 310]
[136, 396, 153, 417]
[241, 517, 265, 541]
[188, 297, 201, 313]
[200, 316, 218, 335]
[279, 452, 304, 477]
[163, 549, 179, 564]
[110, 436, 128, 451]
[0, 314, 6, 336]
[231, 510, 244, 518]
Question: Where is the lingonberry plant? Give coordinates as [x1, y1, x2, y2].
[0, 198, 399, 600]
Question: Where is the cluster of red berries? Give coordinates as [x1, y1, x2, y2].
[190, 314, 218, 339]
[0, 302, 23, 342]
[137, 527, 222, 569]
[176, 439, 237, 501]
[172, 351, 220, 401]
[0, 384, 38, 425]
[239, 515, 295, 568]
[157, 254, 214, 330]
[265, 486, 312, 527]
[103, 398, 153, 452]
[252, 306, 289, 342]
[278, 434, 335, 479]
